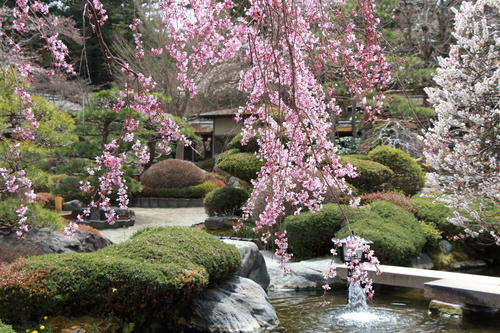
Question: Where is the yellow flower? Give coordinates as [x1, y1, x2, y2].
[25, 330, 29, 332]
[111, 287, 117, 293]
[39, 325, 45, 330]
[32, 331, 39, 333]
[43, 316, 48, 320]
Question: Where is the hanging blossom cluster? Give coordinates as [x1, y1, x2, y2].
[423, 0, 499, 245]
[160, 0, 388, 294]
[1, 0, 78, 238]
[76, 4, 185, 226]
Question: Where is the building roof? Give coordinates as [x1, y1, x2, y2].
[199, 108, 240, 118]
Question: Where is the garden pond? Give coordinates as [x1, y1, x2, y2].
[269, 285, 500, 333]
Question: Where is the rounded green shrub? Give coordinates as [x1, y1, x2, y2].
[142, 181, 220, 198]
[0, 227, 240, 324]
[227, 133, 259, 153]
[410, 196, 461, 236]
[284, 204, 367, 260]
[341, 156, 394, 193]
[368, 145, 425, 195]
[141, 159, 205, 189]
[216, 152, 262, 182]
[336, 201, 426, 265]
[204, 187, 249, 216]
[214, 148, 240, 164]
[0, 198, 63, 232]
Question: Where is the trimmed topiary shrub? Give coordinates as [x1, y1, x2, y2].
[0, 227, 240, 324]
[204, 187, 249, 216]
[284, 204, 366, 260]
[341, 156, 394, 193]
[142, 181, 220, 198]
[141, 159, 205, 189]
[0, 198, 64, 232]
[216, 152, 262, 182]
[214, 148, 239, 164]
[337, 201, 426, 265]
[368, 145, 425, 195]
[410, 196, 461, 236]
[360, 191, 414, 213]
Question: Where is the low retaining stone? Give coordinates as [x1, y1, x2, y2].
[429, 300, 463, 317]
[131, 197, 203, 208]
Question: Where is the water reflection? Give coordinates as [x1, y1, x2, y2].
[269, 286, 500, 333]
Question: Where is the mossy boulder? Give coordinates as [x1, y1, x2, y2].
[0, 227, 241, 324]
[368, 145, 425, 195]
[341, 156, 394, 193]
[204, 187, 249, 216]
[216, 153, 262, 182]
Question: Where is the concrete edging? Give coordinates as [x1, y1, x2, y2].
[131, 197, 203, 208]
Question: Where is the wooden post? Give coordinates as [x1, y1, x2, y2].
[54, 196, 63, 212]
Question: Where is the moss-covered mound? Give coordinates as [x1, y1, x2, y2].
[336, 201, 426, 265]
[204, 187, 249, 216]
[216, 152, 262, 182]
[368, 145, 425, 195]
[341, 156, 394, 193]
[0, 227, 240, 324]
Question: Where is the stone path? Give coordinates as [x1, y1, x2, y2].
[100, 207, 207, 243]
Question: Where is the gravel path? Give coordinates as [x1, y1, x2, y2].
[100, 207, 207, 243]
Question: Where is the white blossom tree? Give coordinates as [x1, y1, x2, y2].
[424, 0, 499, 244]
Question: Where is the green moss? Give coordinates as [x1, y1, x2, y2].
[341, 156, 394, 193]
[216, 152, 262, 182]
[204, 187, 249, 216]
[368, 145, 425, 195]
[0, 198, 63, 232]
[145, 181, 220, 198]
[0, 227, 240, 324]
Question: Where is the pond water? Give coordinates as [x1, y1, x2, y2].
[269, 286, 500, 333]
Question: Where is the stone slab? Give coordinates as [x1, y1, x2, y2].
[424, 278, 500, 308]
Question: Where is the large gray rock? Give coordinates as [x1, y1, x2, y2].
[205, 216, 238, 230]
[62, 200, 84, 211]
[263, 250, 342, 290]
[185, 276, 278, 333]
[411, 253, 434, 269]
[222, 239, 270, 290]
[0, 227, 112, 262]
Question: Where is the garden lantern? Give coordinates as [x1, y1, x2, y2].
[332, 235, 373, 264]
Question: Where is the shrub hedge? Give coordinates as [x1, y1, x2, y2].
[368, 145, 425, 195]
[409, 196, 461, 236]
[341, 156, 394, 193]
[214, 148, 240, 164]
[360, 191, 414, 213]
[227, 133, 259, 153]
[142, 181, 220, 198]
[285, 201, 426, 265]
[216, 152, 262, 182]
[337, 201, 426, 265]
[140, 159, 205, 189]
[0, 227, 240, 324]
[0, 198, 63, 232]
[284, 204, 365, 260]
[204, 187, 249, 216]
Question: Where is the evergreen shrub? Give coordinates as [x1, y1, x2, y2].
[368, 145, 425, 195]
[140, 159, 205, 189]
[216, 153, 262, 182]
[227, 133, 259, 153]
[410, 196, 461, 236]
[341, 156, 394, 193]
[0, 227, 240, 324]
[142, 181, 220, 198]
[0, 198, 63, 232]
[204, 187, 249, 216]
[0, 319, 15, 333]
